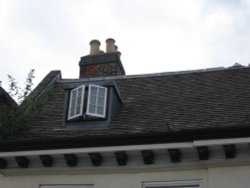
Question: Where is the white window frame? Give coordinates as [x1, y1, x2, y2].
[40, 185, 93, 188]
[67, 85, 85, 120]
[143, 180, 203, 188]
[86, 84, 108, 118]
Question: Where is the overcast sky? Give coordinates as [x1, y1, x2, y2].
[1, 0, 250, 90]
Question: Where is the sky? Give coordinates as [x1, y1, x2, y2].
[0, 0, 250, 91]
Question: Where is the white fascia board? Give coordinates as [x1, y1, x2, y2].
[0, 142, 193, 157]
[1, 137, 250, 158]
[40, 185, 93, 188]
[143, 180, 203, 188]
[193, 137, 250, 146]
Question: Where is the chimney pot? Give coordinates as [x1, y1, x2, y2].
[90, 39, 101, 55]
[106, 38, 116, 53]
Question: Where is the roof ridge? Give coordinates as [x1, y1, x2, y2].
[59, 65, 250, 83]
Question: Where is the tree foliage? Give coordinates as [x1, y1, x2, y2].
[7, 69, 35, 104]
[0, 69, 55, 138]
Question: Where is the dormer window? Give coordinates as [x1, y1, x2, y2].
[67, 84, 108, 120]
[63, 80, 123, 129]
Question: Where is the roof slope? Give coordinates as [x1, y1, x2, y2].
[0, 87, 16, 106]
[1, 66, 250, 149]
[0, 87, 17, 125]
[13, 67, 250, 135]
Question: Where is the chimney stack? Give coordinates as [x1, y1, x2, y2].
[79, 38, 125, 78]
[90, 39, 101, 55]
[106, 38, 116, 53]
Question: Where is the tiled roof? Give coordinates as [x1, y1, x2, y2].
[3, 65, 249, 143]
[0, 87, 17, 125]
[0, 87, 16, 106]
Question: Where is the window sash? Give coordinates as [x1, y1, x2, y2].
[40, 185, 93, 188]
[86, 84, 107, 118]
[143, 181, 202, 188]
[68, 85, 85, 120]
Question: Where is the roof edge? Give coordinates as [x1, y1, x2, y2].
[1, 125, 250, 152]
[0, 87, 17, 106]
[60, 65, 250, 83]
[24, 70, 61, 100]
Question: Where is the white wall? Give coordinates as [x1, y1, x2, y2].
[208, 166, 250, 188]
[0, 165, 250, 188]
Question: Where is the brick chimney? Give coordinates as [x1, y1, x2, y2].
[79, 38, 125, 78]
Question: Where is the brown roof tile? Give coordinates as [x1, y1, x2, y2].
[6, 66, 250, 144]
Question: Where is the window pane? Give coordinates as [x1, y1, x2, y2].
[89, 104, 96, 113]
[76, 104, 81, 114]
[98, 88, 105, 97]
[97, 97, 104, 106]
[71, 91, 77, 109]
[143, 182, 201, 188]
[77, 95, 82, 104]
[72, 90, 77, 100]
[91, 86, 97, 95]
[69, 107, 74, 117]
[75, 88, 82, 115]
[146, 186, 199, 188]
[90, 95, 97, 104]
[70, 90, 77, 115]
[97, 106, 104, 115]
[78, 88, 82, 96]
[40, 185, 94, 188]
